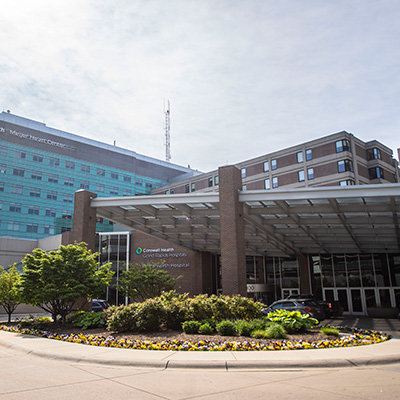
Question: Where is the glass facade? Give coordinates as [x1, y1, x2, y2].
[96, 232, 130, 305]
[0, 141, 167, 239]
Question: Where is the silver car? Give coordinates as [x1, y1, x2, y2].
[261, 299, 325, 321]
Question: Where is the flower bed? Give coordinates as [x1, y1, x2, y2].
[0, 324, 390, 351]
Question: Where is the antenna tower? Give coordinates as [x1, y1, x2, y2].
[164, 99, 171, 162]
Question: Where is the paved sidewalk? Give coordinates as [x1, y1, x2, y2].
[1, 316, 400, 370]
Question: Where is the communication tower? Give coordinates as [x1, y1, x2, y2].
[164, 99, 171, 162]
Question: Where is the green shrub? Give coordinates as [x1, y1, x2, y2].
[216, 320, 236, 336]
[263, 323, 287, 339]
[198, 322, 214, 335]
[135, 298, 166, 332]
[68, 311, 105, 330]
[158, 291, 189, 330]
[266, 310, 318, 333]
[182, 320, 201, 334]
[235, 320, 253, 336]
[106, 303, 139, 332]
[200, 318, 217, 331]
[321, 326, 340, 336]
[251, 330, 267, 339]
[19, 316, 52, 330]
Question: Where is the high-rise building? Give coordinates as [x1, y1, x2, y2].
[0, 112, 196, 240]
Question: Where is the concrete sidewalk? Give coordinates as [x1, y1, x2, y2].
[1, 316, 400, 370]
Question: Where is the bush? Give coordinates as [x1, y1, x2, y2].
[182, 320, 201, 334]
[198, 322, 214, 335]
[266, 310, 318, 333]
[158, 291, 188, 330]
[135, 298, 166, 332]
[321, 326, 340, 336]
[106, 304, 139, 332]
[19, 316, 53, 330]
[216, 320, 236, 336]
[235, 320, 253, 337]
[68, 311, 106, 330]
[263, 323, 287, 339]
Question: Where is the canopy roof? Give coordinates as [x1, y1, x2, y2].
[92, 184, 400, 256]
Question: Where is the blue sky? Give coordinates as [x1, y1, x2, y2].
[1, 0, 399, 172]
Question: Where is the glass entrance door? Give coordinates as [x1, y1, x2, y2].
[324, 288, 366, 315]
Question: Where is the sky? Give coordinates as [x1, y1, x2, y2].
[1, 0, 399, 172]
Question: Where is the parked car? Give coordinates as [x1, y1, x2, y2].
[286, 294, 343, 317]
[262, 299, 326, 321]
[92, 299, 110, 312]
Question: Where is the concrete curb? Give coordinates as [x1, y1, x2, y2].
[1, 331, 400, 370]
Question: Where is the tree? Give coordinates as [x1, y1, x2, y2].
[20, 242, 113, 324]
[118, 262, 179, 301]
[0, 265, 22, 323]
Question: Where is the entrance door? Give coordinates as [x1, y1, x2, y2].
[325, 288, 366, 315]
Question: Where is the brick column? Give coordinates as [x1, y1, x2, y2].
[218, 165, 247, 296]
[71, 190, 97, 251]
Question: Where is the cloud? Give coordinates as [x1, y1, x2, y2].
[1, 0, 399, 171]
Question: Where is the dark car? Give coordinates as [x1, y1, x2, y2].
[92, 299, 110, 312]
[286, 294, 343, 317]
[262, 299, 326, 321]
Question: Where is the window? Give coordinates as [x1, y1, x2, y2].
[64, 177, 74, 187]
[7, 221, 20, 231]
[65, 161, 75, 170]
[97, 168, 105, 176]
[80, 181, 89, 190]
[123, 175, 131, 183]
[62, 211, 72, 219]
[32, 154, 43, 163]
[110, 187, 118, 195]
[45, 208, 56, 217]
[0, 145, 7, 155]
[0, 182, 4, 192]
[272, 176, 278, 188]
[48, 174, 58, 184]
[242, 184, 247, 191]
[264, 178, 270, 190]
[13, 168, 24, 177]
[263, 160, 269, 172]
[111, 172, 119, 180]
[307, 167, 314, 180]
[170, 188, 174, 194]
[0, 163, 6, 173]
[96, 217, 104, 224]
[49, 157, 60, 167]
[208, 177, 213, 187]
[122, 189, 131, 196]
[81, 164, 90, 173]
[336, 139, 351, 153]
[185, 184, 190, 193]
[339, 179, 355, 186]
[61, 227, 72, 233]
[145, 183, 152, 188]
[298, 170, 305, 182]
[367, 148, 382, 160]
[241, 168, 246, 178]
[306, 149, 312, 161]
[9, 203, 22, 212]
[63, 194, 73, 203]
[271, 159, 277, 170]
[44, 226, 55, 235]
[29, 187, 41, 197]
[47, 191, 57, 201]
[338, 159, 353, 173]
[26, 224, 39, 234]
[28, 206, 40, 215]
[191, 182, 195, 192]
[96, 183, 105, 193]
[31, 170, 42, 180]
[296, 152, 303, 163]
[16, 150, 26, 159]
[214, 175, 219, 185]
[369, 167, 385, 180]
[11, 184, 23, 195]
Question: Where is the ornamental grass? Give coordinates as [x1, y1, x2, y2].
[0, 324, 390, 352]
